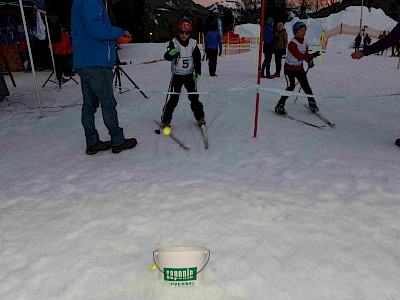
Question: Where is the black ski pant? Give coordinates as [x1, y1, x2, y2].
[206, 49, 218, 76]
[277, 69, 315, 105]
[162, 74, 204, 124]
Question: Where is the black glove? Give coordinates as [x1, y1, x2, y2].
[308, 59, 314, 69]
[309, 51, 321, 59]
[218, 49, 222, 56]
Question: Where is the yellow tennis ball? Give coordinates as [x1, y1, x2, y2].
[151, 264, 157, 270]
[162, 127, 171, 136]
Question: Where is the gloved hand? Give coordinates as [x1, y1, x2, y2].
[309, 51, 321, 59]
[168, 49, 180, 56]
[193, 74, 201, 81]
[308, 59, 314, 69]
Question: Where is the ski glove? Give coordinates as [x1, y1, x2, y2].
[309, 51, 321, 59]
[168, 49, 180, 56]
[308, 59, 314, 69]
[193, 74, 201, 81]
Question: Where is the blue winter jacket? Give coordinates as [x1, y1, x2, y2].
[263, 25, 275, 44]
[71, 0, 125, 69]
[205, 30, 222, 50]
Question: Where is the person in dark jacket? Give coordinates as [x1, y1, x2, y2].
[273, 22, 288, 78]
[205, 23, 222, 76]
[71, 0, 137, 155]
[378, 31, 388, 55]
[351, 22, 400, 148]
[354, 33, 362, 51]
[363, 34, 371, 47]
[160, 18, 205, 131]
[261, 17, 275, 79]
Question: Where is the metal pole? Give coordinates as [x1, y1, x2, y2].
[359, 0, 364, 35]
[19, 0, 44, 117]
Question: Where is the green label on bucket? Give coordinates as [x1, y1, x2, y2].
[164, 267, 197, 282]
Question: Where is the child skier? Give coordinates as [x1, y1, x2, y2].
[274, 21, 321, 115]
[160, 18, 205, 130]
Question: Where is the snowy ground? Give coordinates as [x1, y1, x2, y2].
[1, 9, 400, 300]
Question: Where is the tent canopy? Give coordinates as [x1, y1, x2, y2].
[0, 0, 45, 10]
[0, 0, 49, 117]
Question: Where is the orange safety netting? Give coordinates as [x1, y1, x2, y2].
[322, 23, 383, 50]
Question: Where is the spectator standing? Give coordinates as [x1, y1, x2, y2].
[18, 41, 31, 72]
[378, 31, 388, 55]
[363, 34, 371, 47]
[260, 17, 275, 79]
[354, 33, 362, 51]
[205, 23, 222, 77]
[71, 0, 137, 155]
[273, 22, 288, 78]
[53, 27, 73, 82]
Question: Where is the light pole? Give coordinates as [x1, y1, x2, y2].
[359, 0, 364, 35]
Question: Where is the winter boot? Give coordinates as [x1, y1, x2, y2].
[197, 118, 206, 126]
[274, 102, 287, 115]
[86, 140, 112, 155]
[265, 73, 274, 79]
[308, 100, 319, 112]
[160, 121, 171, 129]
[112, 138, 137, 154]
[273, 73, 280, 78]
[395, 139, 400, 147]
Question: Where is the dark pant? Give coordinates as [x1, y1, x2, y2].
[261, 51, 273, 76]
[77, 66, 125, 147]
[55, 55, 73, 80]
[162, 74, 204, 124]
[274, 49, 285, 75]
[206, 49, 218, 76]
[277, 69, 315, 105]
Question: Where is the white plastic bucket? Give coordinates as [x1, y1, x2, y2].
[153, 246, 210, 287]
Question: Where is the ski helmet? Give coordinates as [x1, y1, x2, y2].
[178, 17, 193, 32]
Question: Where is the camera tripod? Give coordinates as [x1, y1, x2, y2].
[113, 49, 148, 98]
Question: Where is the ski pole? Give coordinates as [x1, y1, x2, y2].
[155, 57, 178, 134]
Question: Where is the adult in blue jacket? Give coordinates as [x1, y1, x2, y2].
[351, 22, 400, 148]
[71, 0, 137, 155]
[260, 17, 275, 79]
[205, 23, 222, 76]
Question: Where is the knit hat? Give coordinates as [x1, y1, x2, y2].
[265, 17, 274, 25]
[178, 17, 193, 32]
[293, 21, 307, 34]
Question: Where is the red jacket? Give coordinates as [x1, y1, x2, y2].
[53, 33, 72, 55]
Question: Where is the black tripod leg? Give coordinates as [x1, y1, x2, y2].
[113, 67, 120, 93]
[119, 68, 148, 99]
[42, 71, 55, 87]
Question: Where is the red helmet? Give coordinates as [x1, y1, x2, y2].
[178, 19, 192, 32]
